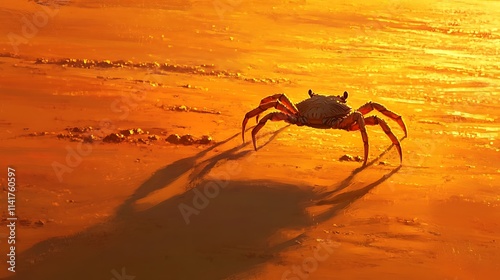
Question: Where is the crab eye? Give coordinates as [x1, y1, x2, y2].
[308, 89, 314, 97]
[343, 91, 348, 100]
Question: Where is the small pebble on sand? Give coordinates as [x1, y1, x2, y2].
[103, 133, 125, 143]
[166, 134, 181, 144]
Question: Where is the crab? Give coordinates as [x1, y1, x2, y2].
[242, 89, 408, 165]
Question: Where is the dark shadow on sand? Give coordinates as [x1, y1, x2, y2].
[9, 126, 401, 280]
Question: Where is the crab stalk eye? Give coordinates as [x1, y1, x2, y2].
[308, 89, 314, 97]
[343, 91, 348, 100]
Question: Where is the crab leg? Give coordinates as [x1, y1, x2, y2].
[251, 112, 296, 150]
[357, 102, 407, 137]
[335, 112, 369, 165]
[348, 115, 402, 164]
[242, 101, 296, 142]
[255, 94, 299, 123]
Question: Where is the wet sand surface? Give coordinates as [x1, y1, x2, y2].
[0, 0, 499, 279]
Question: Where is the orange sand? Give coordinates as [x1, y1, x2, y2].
[0, 0, 499, 279]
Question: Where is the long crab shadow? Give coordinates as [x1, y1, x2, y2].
[314, 166, 401, 223]
[9, 127, 401, 280]
[116, 125, 290, 216]
[9, 127, 299, 280]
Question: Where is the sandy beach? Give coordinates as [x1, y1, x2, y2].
[0, 0, 499, 279]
